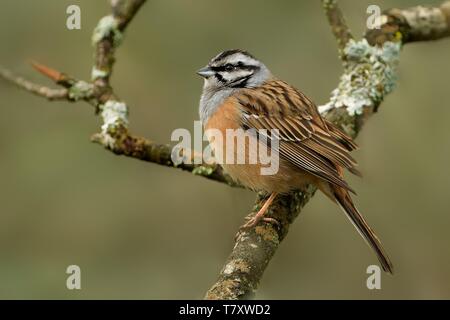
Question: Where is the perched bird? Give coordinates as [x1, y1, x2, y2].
[197, 49, 393, 274]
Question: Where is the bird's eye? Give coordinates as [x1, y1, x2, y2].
[224, 64, 235, 72]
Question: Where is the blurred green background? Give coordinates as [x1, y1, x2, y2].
[1, 0, 449, 299]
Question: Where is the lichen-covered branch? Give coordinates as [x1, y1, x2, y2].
[92, 0, 146, 89]
[318, 39, 401, 120]
[205, 0, 450, 300]
[205, 189, 317, 300]
[90, 130, 238, 186]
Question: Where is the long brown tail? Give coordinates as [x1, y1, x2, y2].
[330, 185, 394, 274]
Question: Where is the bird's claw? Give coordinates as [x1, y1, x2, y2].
[241, 216, 280, 229]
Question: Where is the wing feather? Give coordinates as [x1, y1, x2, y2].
[235, 79, 360, 192]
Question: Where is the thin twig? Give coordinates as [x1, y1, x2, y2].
[0, 66, 68, 101]
[112, 0, 147, 31]
[322, 0, 353, 55]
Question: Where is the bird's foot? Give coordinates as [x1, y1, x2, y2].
[241, 215, 280, 229]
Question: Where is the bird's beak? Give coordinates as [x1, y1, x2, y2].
[197, 66, 214, 78]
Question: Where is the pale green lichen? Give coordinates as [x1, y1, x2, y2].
[91, 67, 109, 81]
[223, 259, 250, 275]
[99, 100, 129, 148]
[319, 39, 401, 116]
[68, 81, 93, 101]
[92, 15, 123, 47]
[192, 165, 215, 176]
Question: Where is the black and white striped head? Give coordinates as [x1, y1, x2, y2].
[197, 49, 271, 90]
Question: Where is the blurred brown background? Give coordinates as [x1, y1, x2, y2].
[0, 0, 449, 299]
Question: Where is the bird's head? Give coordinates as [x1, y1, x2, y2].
[197, 49, 271, 90]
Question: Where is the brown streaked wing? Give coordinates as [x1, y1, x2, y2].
[235, 79, 360, 191]
[281, 143, 355, 193]
[325, 120, 359, 151]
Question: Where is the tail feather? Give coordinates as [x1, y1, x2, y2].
[332, 186, 394, 274]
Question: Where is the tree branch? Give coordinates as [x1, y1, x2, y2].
[365, 1, 450, 45]
[205, 0, 450, 300]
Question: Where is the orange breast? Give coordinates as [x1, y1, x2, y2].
[205, 98, 241, 132]
[204, 97, 256, 167]
[204, 97, 312, 193]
